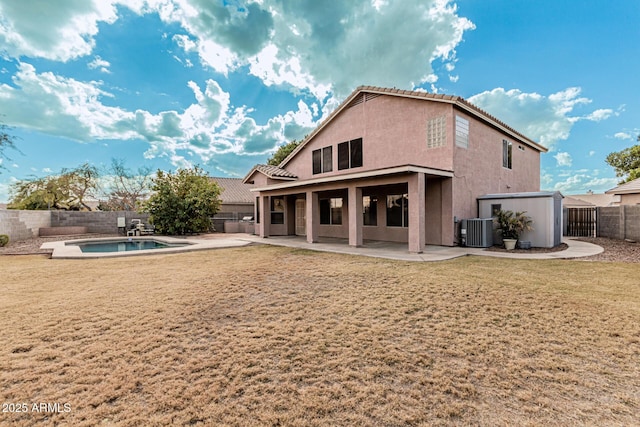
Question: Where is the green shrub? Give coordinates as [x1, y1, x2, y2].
[0, 234, 9, 247]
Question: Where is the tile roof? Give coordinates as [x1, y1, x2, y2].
[242, 164, 297, 183]
[567, 193, 620, 207]
[280, 85, 547, 167]
[563, 196, 595, 207]
[606, 177, 640, 195]
[211, 177, 255, 204]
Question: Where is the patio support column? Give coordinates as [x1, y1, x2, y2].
[348, 186, 363, 247]
[258, 195, 270, 238]
[306, 191, 319, 243]
[408, 172, 426, 253]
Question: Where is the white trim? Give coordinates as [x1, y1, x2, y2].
[250, 165, 453, 192]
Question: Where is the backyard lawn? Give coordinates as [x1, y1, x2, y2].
[1, 245, 639, 426]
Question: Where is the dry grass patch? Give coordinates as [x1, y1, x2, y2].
[1, 246, 639, 426]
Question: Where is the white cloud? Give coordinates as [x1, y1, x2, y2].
[0, 0, 477, 176]
[614, 132, 633, 140]
[469, 87, 613, 149]
[147, 0, 474, 99]
[0, 62, 316, 176]
[0, 62, 136, 141]
[554, 152, 572, 167]
[589, 150, 595, 157]
[88, 55, 111, 73]
[0, 0, 119, 61]
[549, 173, 619, 194]
[583, 108, 613, 122]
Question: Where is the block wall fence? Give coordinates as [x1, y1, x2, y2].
[2, 206, 638, 243]
[0, 210, 150, 242]
[0, 210, 51, 241]
[597, 206, 640, 241]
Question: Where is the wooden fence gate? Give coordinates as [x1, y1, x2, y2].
[563, 207, 596, 237]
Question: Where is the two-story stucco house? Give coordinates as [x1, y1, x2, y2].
[243, 86, 547, 253]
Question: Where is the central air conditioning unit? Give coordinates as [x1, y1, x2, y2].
[460, 218, 494, 248]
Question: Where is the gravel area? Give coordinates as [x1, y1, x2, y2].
[574, 237, 640, 263]
[1, 234, 638, 262]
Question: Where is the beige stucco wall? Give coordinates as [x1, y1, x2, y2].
[620, 194, 640, 205]
[452, 109, 541, 221]
[284, 95, 454, 180]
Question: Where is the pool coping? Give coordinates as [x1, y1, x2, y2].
[41, 236, 252, 259]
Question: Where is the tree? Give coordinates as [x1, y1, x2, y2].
[99, 158, 153, 211]
[0, 123, 20, 174]
[8, 163, 99, 210]
[606, 140, 640, 183]
[141, 166, 221, 235]
[267, 139, 301, 166]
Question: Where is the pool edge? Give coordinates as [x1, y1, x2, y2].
[42, 236, 253, 259]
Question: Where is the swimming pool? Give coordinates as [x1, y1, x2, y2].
[43, 236, 251, 259]
[75, 239, 190, 253]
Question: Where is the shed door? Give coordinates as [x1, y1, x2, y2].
[295, 199, 306, 236]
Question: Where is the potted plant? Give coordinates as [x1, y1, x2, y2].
[494, 210, 533, 250]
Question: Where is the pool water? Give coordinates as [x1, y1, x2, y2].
[76, 240, 188, 253]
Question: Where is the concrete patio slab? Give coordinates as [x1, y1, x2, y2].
[41, 233, 604, 262]
[238, 235, 603, 262]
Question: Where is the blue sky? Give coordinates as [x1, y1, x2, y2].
[0, 0, 638, 202]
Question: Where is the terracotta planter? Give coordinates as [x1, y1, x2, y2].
[503, 238, 517, 250]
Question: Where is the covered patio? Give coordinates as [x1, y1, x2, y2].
[252, 167, 455, 253]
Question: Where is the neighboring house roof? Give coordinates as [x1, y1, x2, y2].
[243, 164, 297, 184]
[606, 177, 640, 195]
[566, 193, 620, 207]
[563, 196, 595, 207]
[211, 177, 255, 204]
[477, 191, 563, 200]
[279, 85, 548, 168]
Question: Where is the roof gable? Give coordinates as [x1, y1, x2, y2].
[606, 177, 640, 195]
[242, 164, 297, 184]
[279, 85, 547, 168]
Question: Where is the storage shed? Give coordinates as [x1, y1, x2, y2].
[477, 191, 563, 248]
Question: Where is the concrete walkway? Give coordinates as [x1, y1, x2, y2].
[41, 233, 603, 262]
[239, 235, 603, 262]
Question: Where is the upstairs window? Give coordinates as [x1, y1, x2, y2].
[322, 146, 332, 172]
[338, 138, 363, 170]
[312, 146, 333, 174]
[455, 115, 469, 148]
[503, 140, 512, 169]
[312, 149, 322, 174]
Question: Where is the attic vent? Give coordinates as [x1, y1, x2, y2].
[347, 93, 382, 109]
[347, 94, 364, 109]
